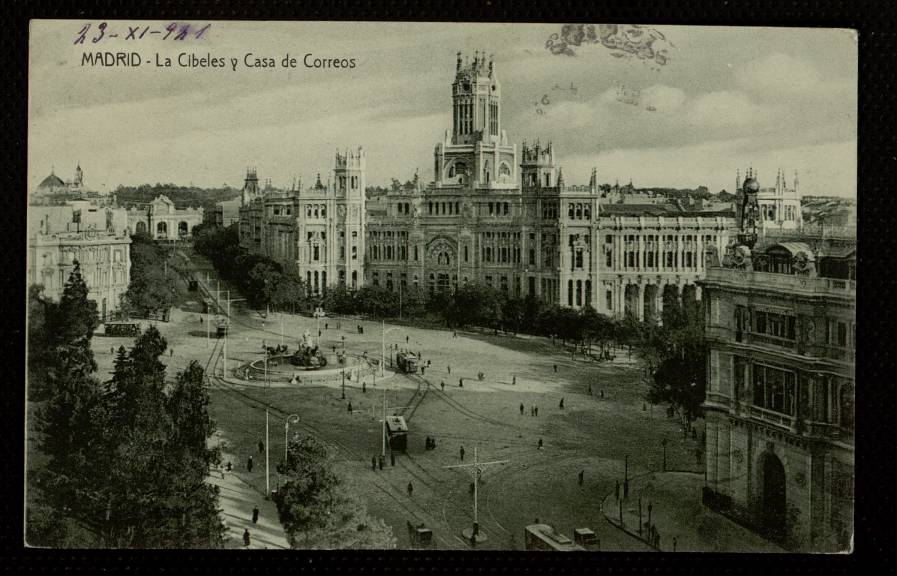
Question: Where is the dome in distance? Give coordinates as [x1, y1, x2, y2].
[742, 177, 760, 193]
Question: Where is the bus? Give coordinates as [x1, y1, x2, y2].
[524, 524, 587, 551]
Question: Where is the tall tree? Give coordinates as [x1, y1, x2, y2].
[275, 437, 396, 549]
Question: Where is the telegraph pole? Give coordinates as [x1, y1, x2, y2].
[443, 445, 509, 544]
[205, 273, 211, 347]
[264, 339, 270, 497]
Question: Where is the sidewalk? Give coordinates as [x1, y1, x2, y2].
[600, 470, 785, 553]
[207, 454, 290, 550]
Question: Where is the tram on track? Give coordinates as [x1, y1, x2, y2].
[524, 524, 587, 551]
[396, 351, 418, 374]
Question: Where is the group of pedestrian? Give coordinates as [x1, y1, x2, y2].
[529, 405, 539, 417]
[425, 436, 437, 450]
[371, 455, 385, 471]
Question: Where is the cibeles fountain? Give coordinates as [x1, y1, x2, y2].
[238, 330, 374, 384]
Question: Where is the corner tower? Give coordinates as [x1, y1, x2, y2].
[333, 147, 366, 289]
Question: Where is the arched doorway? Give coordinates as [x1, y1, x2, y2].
[760, 452, 787, 541]
[156, 221, 168, 238]
[135, 221, 147, 235]
[178, 221, 189, 238]
[624, 284, 640, 319]
[643, 284, 658, 322]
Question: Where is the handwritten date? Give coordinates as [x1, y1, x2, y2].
[74, 22, 211, 44]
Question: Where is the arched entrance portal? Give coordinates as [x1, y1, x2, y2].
[136, 221, 147, 235]
[156, 221, 168, 238]
[178, 221, 189, 238]
[760, 452, 787, 541]
[643, 284, 659, 323]
[624, 284, 640, 319]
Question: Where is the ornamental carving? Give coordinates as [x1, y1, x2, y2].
[426, 237, 456, 268]
[732, 449, 744, 464]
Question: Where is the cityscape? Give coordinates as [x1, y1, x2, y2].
[26, 22, 855, 552]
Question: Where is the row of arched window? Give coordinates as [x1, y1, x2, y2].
[567, 203, 591, 220]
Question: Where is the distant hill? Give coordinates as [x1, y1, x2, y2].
[114, 183, 241, 211]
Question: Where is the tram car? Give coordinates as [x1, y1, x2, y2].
[524, 524, 587, 552]
[407, 521, 435, 549]
[103, 322, 141, 337]
[216, 320, 229, 338]
[573, 528, 600, 550]
[395, 352, 418, 374]
[385, 415, 408, 452]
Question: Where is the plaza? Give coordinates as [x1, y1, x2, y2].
[87, 249, 783, 551]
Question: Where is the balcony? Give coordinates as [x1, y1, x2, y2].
[703, 268, 856, 298]
[747, 405, 794, 430]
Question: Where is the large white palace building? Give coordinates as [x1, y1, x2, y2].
[238, 51, 741, 319]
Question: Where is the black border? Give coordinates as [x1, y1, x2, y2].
[4, 1, 894, 574]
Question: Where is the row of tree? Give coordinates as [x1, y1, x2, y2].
[192, 223, 304, 310]
[27, 263, 225, 547]
[121, 232, 182, 318]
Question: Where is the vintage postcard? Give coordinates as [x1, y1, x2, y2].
[26, 21, 855, 552]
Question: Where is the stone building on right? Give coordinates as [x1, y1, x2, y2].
[699, 173, 855, 552]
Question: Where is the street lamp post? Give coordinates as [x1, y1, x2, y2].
[662, 438, 668, 472]
[341, 369, 346, 400]
[381, 322, 401, 378]
[284, 414, 300, 463]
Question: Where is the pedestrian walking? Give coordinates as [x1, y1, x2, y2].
[427, 359, 431, 367]
[578, 470, 584, 486]
[247, 455, 253, 473]
[537, 438, 543, 450]
[391, 452, 396, 467]
[453, 331, 457, 338]
[534, 406, 539, 417]
[440, 381, 445, 391]
[243, 529, 251, 547]
[520, 403, 525, 415]
[553, 364, 558, 373]
[348, 402, 353, 413]
[362, 381, 366, 394]
[588, 384, 592, 395]
[559, 397, 565, 409]
[170, 348, 174, 357]
[459, 378, 463, 388]
[407, 481, 414, 497]
[615, 480, 620, 500]
[378, 456, 384, 470]
[325, 323, 328, 330]
[447, 365, 451, 374]
[406, 335, 409, 343]
[111, 346, 114, 355]
[258, 440, 264, 454]
[372, 456, 377, 471]
[512, 375, 516, 385]
[252, 506, 259, 524]
[460, 446, 465, 461]
[600, 390, 605, 399]
[421, 366, 426, 376]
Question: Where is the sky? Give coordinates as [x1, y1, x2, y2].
[28, 21, 857, 198]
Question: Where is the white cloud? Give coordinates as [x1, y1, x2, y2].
[686, 91, 769, 129]
[641, 84, 686, 112]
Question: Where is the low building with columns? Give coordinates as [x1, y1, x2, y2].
[699, 174, 854, 551]
[127, 194, 204, 240]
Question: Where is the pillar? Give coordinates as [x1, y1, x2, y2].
[637, 282, 645, 321]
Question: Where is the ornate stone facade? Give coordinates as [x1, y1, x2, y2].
[699, 187, 855, 551]
[363, 52, 736, 318]
[238, 148, 367, 293]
